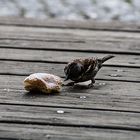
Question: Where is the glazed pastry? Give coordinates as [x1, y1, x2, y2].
[24, 73, 63, 93]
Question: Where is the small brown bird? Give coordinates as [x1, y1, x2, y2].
[64, 55, 114, 87]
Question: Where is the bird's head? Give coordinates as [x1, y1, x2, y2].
[64, 62, 84, 81]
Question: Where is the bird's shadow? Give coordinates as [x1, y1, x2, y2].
[63, 80, 106, 93]
[63, 83, 101, 93]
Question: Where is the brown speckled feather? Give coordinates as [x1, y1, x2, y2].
[64, 55, 114, 87]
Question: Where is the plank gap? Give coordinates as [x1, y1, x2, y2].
[0, 102, 140, 114]
[0, 138, 20, 140]
[0, 59, 140, 68]
[0, 38, 85, 43]
[0, 120, 140, 132]
[0, 46, 140, 55]
[1, 22, 140, 33]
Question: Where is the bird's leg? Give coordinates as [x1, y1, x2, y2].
[88, 78, 95, 88]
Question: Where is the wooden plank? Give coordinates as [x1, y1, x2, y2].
[1, 25, 140, 42]
[0, 75, 140, 112]
[0, 17, 139, 138]
[1, 25, 140, 47]
[0, 17, 140, 140]
[0, 38, 140, 55]
[0, 48, 139, 67]
[0, 25, 140, 55]
[0, 104, 140, 130]
[0, 61, 139, 82]
[0, 123, 139, 140]
[0, 17, 140, 32]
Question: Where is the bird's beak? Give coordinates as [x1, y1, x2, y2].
[64, 75, 69, 81]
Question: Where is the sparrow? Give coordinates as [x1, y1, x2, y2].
[64, 55, 114, 87]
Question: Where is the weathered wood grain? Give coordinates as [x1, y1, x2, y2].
[0, 38, 140, 55]
[0, 61, 139, 82]
[0, 123, 139, 140]
[0, 17, 140, 139]
[0, 17, 140, 32]
[1, 25, 140, 41]
[0, 24, 140, 55]
[0, 48, 139, 67]
[0, 75, 140, 112]
[0, 104, 140, 130]
[1, 25, 140, 48]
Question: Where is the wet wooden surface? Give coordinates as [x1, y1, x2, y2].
[0, 17, 140, 140]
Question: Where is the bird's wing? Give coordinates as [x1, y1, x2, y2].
[83, 58, 97, 74]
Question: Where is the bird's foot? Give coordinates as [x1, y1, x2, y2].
[87, 78, 95, 88]
[88, 83, 94, 88]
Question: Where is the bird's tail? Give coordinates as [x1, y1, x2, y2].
[99, 55, 115, 63]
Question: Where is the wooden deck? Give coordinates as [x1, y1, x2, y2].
[0, 17, 140, 140]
